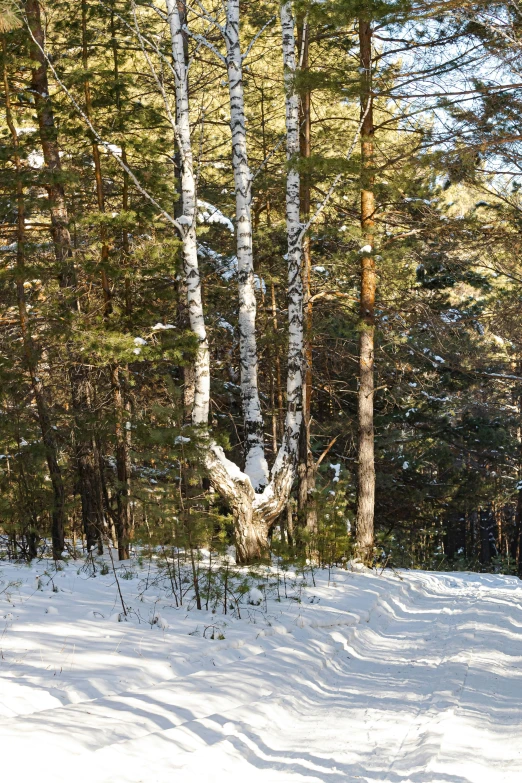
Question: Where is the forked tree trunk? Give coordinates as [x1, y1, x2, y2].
[167, 0, 303, 562]
[355, 16, 376, 565]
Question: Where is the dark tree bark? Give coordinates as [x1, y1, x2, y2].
[3, 40, 65, 559]
[112, 366, 131, 559]
[444, 513, 457, 561]
[81, 0, 112, 316]
[297, 18, 317, 537]
[26, 0, 105, 551]
[479, 507, 494, 566]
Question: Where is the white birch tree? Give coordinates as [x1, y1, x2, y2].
[166, 0, 210, 428]
[166, 0, 304, 562]
[223, 0, 268, 490]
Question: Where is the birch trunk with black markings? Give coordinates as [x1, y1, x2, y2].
[167, 0, 303, 562]
[223, 0, 268, 490]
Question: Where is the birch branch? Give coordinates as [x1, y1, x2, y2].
[97, 0, 178, 82]
[191, 0, 226, 34]
[182, 25, 226, 62]
[130, 1, 184, 162]
[242, 15, 276, 62]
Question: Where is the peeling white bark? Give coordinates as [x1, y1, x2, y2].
[166, 1, 304, 562]
[166, 0, 209, 426]
[207, 0, 304, 559]
[224, 0, 268, 489]
[280, 0, 303, 470]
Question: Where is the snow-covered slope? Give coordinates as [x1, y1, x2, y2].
[1, 559, 521, 782]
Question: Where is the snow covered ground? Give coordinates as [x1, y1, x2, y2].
[1, 555, 521, 782]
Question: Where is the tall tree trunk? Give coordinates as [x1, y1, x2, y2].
[107, 0, 133, 558]
[512, 367, 522, 574]
[355, 16, 376, 565]
[296, 16, 317, 535]
[3, 41, 65, 559]
[111, 366, 131, 559]
[26, 0, 105, 552]
[170, 0, 196, 420]
[166, 0, 303, 563]
[479, 507, 493, 566]
[514, 489, 522, 576]
[224, 0, 268, 489]
[166, 0, 210, 431]
[82, 0, 112, 316]
[26, 0, 74, 288]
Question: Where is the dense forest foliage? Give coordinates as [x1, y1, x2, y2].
[2, 0, 522, 575]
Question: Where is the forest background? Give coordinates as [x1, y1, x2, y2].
[1, 0, 522, 576]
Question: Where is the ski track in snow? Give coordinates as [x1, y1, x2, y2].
[1, 562, 521, 782]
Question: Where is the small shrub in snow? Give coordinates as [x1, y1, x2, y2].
[247, 588, 264, 606]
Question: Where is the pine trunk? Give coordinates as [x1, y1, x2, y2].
[111, 366, 131, 559]
[3, 46, 66, 559]
[355, 16, 376, 565]
[27, 0, 106, 551]
[81, 0, 112, 316]
[296, 18, 317, 535]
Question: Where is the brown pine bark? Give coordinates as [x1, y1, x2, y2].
[107, 1, 133, 558]
[297, 20, 317, 536]
[82, 0, 112, 316]
[26, 0, 105, 552]
[111, 366, 131, 559]
[3, 40, 65, 559]
[355, 16, 376, 564]
[26, 0, 74, 288]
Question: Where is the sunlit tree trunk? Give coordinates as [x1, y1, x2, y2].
[166, 0, 210, 430]
[355, 15, 376, 564]
[81, 0, 112, 316]
[224, 0, 268, 489]
[296, 17, 317, 536]
[166, 0, 303, 563]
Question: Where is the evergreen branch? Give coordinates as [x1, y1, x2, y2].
[18, 4, 183, 234]
[182, 25, 226, 63]
[97, 0, 178, 82]
[299, 97, 371, 243]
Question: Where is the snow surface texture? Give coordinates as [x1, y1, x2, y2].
[0, 559, 521, 782]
